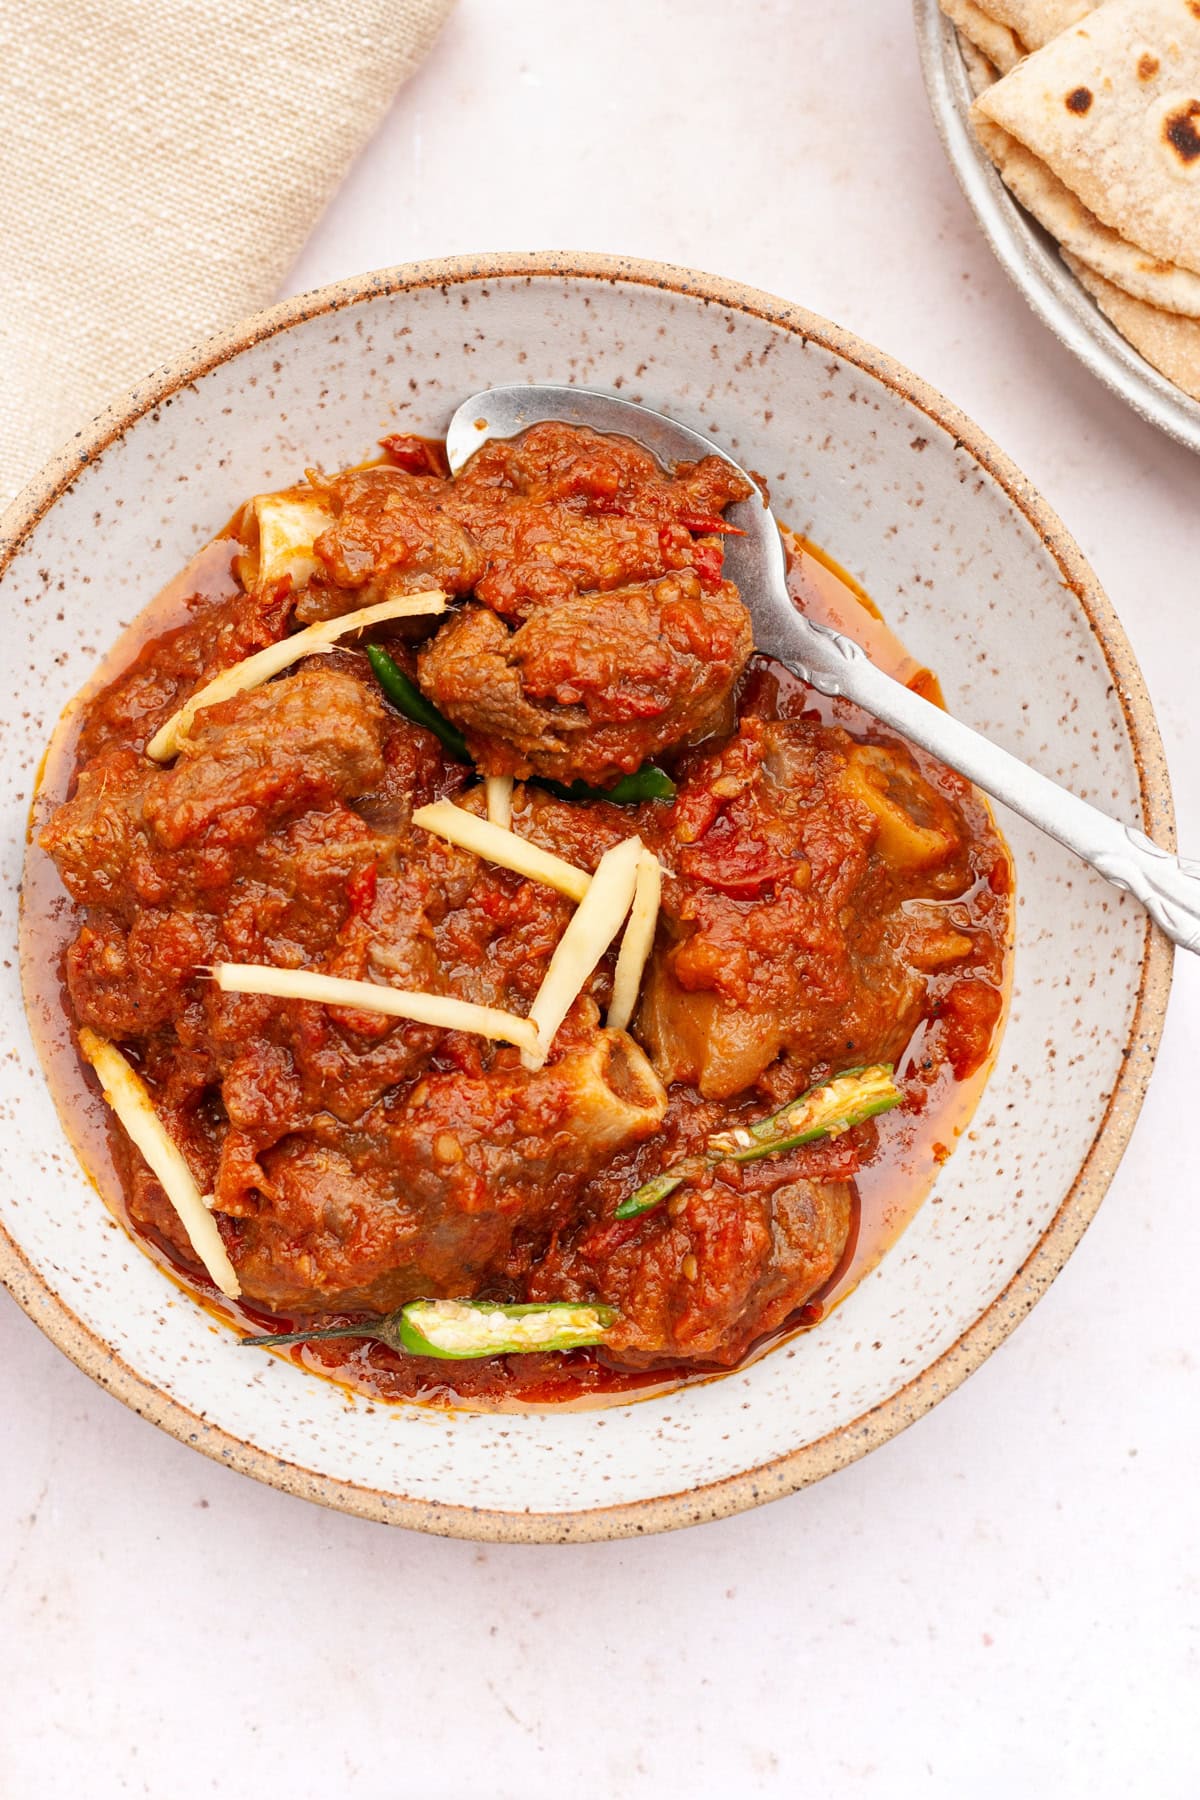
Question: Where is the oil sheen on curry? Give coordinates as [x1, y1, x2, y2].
[23, 420, 1013, 1409]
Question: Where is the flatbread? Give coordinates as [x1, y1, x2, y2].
[940, 0, 1027, 73]
[973, 0, 1200, 276]
[1063, 246, 1200, 394]
[958, 28, 1001, 94]
[983, 1, 1098, 51]
[975, 116, 1200, 309]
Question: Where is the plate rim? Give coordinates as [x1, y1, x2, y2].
[913, 0, 1200, 457]
[0, 250, 1176, 1541]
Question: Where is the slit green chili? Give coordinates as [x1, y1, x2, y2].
[241, 1297, 616, 1360]
[614, 1063, 903, 1220]
[538, 766, 677, 805]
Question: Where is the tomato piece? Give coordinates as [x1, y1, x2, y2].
[672, 787, 722, 845]
[680, 819, 792, 896]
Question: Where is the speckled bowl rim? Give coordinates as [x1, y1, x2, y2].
[0, 252, 1175, 1542]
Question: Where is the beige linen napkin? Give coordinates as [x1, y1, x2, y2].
[0, 0, 455, 509]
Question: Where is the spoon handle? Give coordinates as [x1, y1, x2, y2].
[785, 614, 1198, 954]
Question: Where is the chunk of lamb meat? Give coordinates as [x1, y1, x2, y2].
[41, 665, 388, 913]
[527, 1162, 853, 1369]
[209, 1028, 668, 1314]
[289, 421, 751, 626]
[297, 465, 486, 621]
[418, 572, 752, 784]
[451, 420, 748, 513]
[444, 421, 753, 619]
[200, 816, 585, 1133]
[638, 714, 973, 1099]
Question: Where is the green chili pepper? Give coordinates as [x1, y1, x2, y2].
[614, 1172, 693, 1224]
[365, 644, 470, 761]
[612, 1164, 696, 1218]
[614, 1063, 902, 1220]
[399, 1299, 616, 1358]
[241, 1297, 616, 1360]
[708, 1064, 903, 1162]
[538, 765, 677, 805]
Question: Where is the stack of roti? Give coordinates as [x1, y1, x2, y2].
[937, 0, 1200, 402]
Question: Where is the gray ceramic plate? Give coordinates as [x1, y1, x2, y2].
[0, 254, 1175, 1539]
[914, 0, 1200, 457]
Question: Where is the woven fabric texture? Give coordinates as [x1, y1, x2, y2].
[0, 0, 454, 506]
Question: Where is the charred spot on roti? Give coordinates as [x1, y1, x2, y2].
[1164, 100, 1200, 165]
[1066, 86, 1094, 114]
[1138, 54, 1160, 81]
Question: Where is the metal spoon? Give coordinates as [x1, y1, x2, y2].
[446, 384, 1200, 954]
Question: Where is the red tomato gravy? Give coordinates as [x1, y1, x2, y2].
[21, 425, 1013, 1411]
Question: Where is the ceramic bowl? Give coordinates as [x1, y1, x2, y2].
[0, 254, 1173, 1540]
